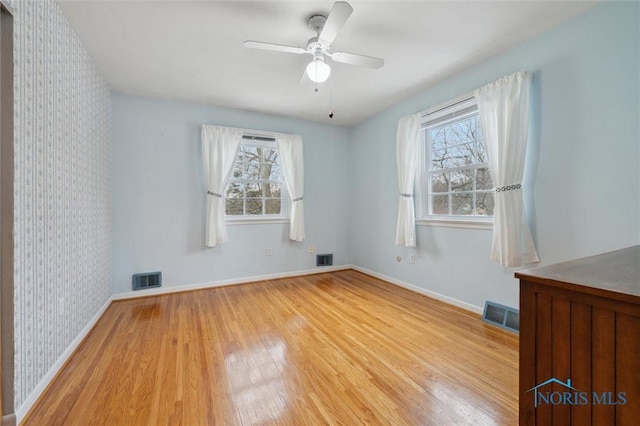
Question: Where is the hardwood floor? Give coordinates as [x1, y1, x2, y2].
[23, 270, 518, 425]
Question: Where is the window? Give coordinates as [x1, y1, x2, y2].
[418, 96, 494, 226]
[225, 140, 287, 221]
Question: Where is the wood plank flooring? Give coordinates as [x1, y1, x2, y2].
[23, 270, 518, 425]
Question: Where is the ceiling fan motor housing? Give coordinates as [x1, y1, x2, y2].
[307, 37, 328, 57]
[307, 14, 327, 33]
[307, 14, 330, 56]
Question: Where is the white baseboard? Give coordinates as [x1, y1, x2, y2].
[114, 264, 482, 314]
[351, 265, 483, 315]
[112, 264, 352, 300]
[15, 297, 113, 423]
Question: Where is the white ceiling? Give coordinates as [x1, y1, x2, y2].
[57, 0, 597, 126]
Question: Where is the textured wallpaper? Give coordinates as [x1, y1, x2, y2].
[12, 0, 111, 409]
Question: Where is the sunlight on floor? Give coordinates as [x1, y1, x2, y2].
[225, 340, 289, 424]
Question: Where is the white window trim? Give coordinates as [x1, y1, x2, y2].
[415, 93, 494, 230]
[416, 217, 493, 230]
[226, 217, 291, 225]
[225, 137, 290, 224]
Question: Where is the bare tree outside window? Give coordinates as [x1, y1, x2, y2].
[226, 143, 283, 216]
[425, 112, 494, 217]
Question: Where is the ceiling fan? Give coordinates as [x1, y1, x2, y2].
[244, 1, 384, 84]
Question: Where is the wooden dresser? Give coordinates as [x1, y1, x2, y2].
[516, 246, 640, 425]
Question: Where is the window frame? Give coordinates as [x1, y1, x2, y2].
[225, 138, 290, 225]
[415, 95, 494, 230]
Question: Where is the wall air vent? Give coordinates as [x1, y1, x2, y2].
[132, 271, 162, 291]
[316, 254, 333, 267]
[482, 301, 519, 333]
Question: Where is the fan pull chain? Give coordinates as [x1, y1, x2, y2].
[329, 76, 334, 119]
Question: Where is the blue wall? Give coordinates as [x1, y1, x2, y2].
[111, 95, 351, 294]
[349, 1, 639, 309]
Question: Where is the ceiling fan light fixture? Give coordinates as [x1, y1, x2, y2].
[306, 58, 331, 83]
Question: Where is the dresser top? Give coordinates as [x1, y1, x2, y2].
[515, 246, 640, 300]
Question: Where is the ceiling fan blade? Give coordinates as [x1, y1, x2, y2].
[244, 41, 307, 55]
[331, 51, 384, 69]
[318, 1, 353, 44]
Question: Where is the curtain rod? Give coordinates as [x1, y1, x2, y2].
[206, 124, 289, 140]
[242, 134, 275, 142]
[203, 124, 299, 141]
[418, 91, 474, 117]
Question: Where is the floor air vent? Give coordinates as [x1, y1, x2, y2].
[482, 301, 519, 333]
[132, 271, 162, 291]
[316, 254, 333, 267]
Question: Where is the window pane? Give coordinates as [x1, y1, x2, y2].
[246, 162, 260, 179]
[476, 192, 494, 216]
[258, 162, 279, 180]
[225, 199, 243, 215]
[226, 182, 243, 198]
[423, 102, 492, 219]
[269, 163, 281, 180]
[452, 193, 473, 215]
[246, 198, 263, 215]
[235, 150, 248, 162]
[451, 120, 471, 144]
[450, 169, 473, 192]
[431, 145, 480, 178]
[265, 199, 281, 215]
[450, 121, 464, 144]
[469, 117, 481, 140]
[264, 182, 281, 198]
[476, 168, 494, 190]
[431, 173, 449, 193]
[232, 162, 245, 179]
[264, 148, 279, 163]
[240, 145, 259, 156]
[431, 127, 447, 150]
[255, 162, 266, 179]
[431, 148, 450, 169]
[225, 142, 285, 219]
[244, 147, 261, 178]
[245, 182, 261, 198]
[431, 195, 449, 215]
[450, 143, 474, 167]
[245, 182, 264, 215]
[448, 146, 462, 168]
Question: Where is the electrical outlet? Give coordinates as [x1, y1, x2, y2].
[266, 247, 272, 256]
[409, 254, 415, 264]
[308, 245, 314, 254]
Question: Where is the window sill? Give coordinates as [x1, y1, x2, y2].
[226, 217, 290, 225]
[417, 217, 493, 230]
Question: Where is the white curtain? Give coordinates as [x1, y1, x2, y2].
[202, 125, 242, 247]
[395, 113, 421, 247]
[475, 71, 539, 267]
[276, 133, 305, 241]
